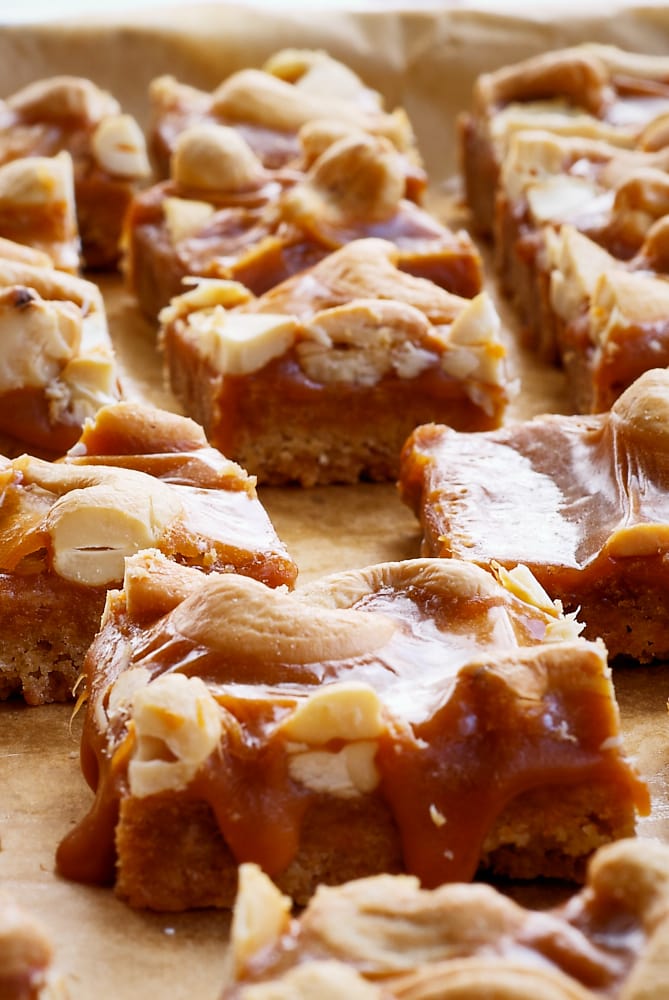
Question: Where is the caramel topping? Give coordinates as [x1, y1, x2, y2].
[0, 428, 296, 589]
[65, 401, 254, 492]
[402, 372, 669, 570]
[56, 551, 646, 892]
[475, 43, 669, 133]
[245, 239, 470, 325]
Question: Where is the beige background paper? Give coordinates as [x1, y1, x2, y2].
[1, 5, 669, 998]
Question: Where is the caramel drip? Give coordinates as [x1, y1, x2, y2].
[377, 655, 648, 886]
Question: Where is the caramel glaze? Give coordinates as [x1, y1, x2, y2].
[130, 177, 480, 311]
[55, 558, 647, 892]
[399, 369, 669, 659]
[63, 401, 257, 494]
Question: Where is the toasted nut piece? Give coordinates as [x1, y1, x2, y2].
[106, 666, 153, 721]
[27, 462, 185, 585]
[478, 48, 610, 117]
[489, 100, 627, 154]
[91, 114, 151, 178]
[149, 74, 209, 115]
[185, 308, 298, 375]
[165, 574, 397, 666]
[287, 741, 380, 797]
[286, 134, 404, 224]
[236, 961, 384, 1000]
[211, 69, 408, 149]
[298, 118, 366, 165]
[587, 837, 669, 927]
[605, 524, 669, 558]
[638, 110, 669, 151]
[612, 368, 669, 442]
[295, 299, 435, 386]
[0, 149, 74, 207]
[7, 75, 120, 124]
[231, 863, 292, 976]
[55, 347, 119, 422]
[172, 123, 266, 192]
[0, 237, 52, 269]
[442, 293, 506, 393]
[127, 673, 223, 796]
[548, 226, 615, 323]
[501, 131, 603, 204]
[264, 48, 379, 107]
[279, 682, 384, 743]
[590, 270, 669, 346]
[0, 286, 81, 394]
[159, 278, 252, 324]
[163, 196, 216, 244]
[525, 173, 601, 224]
[492, 563, 560, 617]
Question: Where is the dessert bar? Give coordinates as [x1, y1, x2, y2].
[148, 48, 424, 197]
[55, 549, 647, 909]
[0, 253, 119, 457]
[126, 124, 479, 317]
[400, 367, 669, 661]
[0, 402, 296, 703]
[0, 75, 150, 267]
[159, 238, 508, 485]
[460, 43, 669, 234]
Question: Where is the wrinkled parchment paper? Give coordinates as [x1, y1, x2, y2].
[2, 5, 669, 998]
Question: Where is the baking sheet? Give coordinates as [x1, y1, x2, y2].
[1, 5, 669, 998]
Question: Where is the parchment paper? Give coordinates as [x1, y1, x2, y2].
[1, 6, 669, 998]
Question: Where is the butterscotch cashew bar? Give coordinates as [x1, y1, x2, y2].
[55, 548, 646, 909]
[0, 402, 296, 705]
[400, 366, 669, 661]
[460, 43, 669, 234]
[0, 75, 150, 267]
[159, 238, 506, 485]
